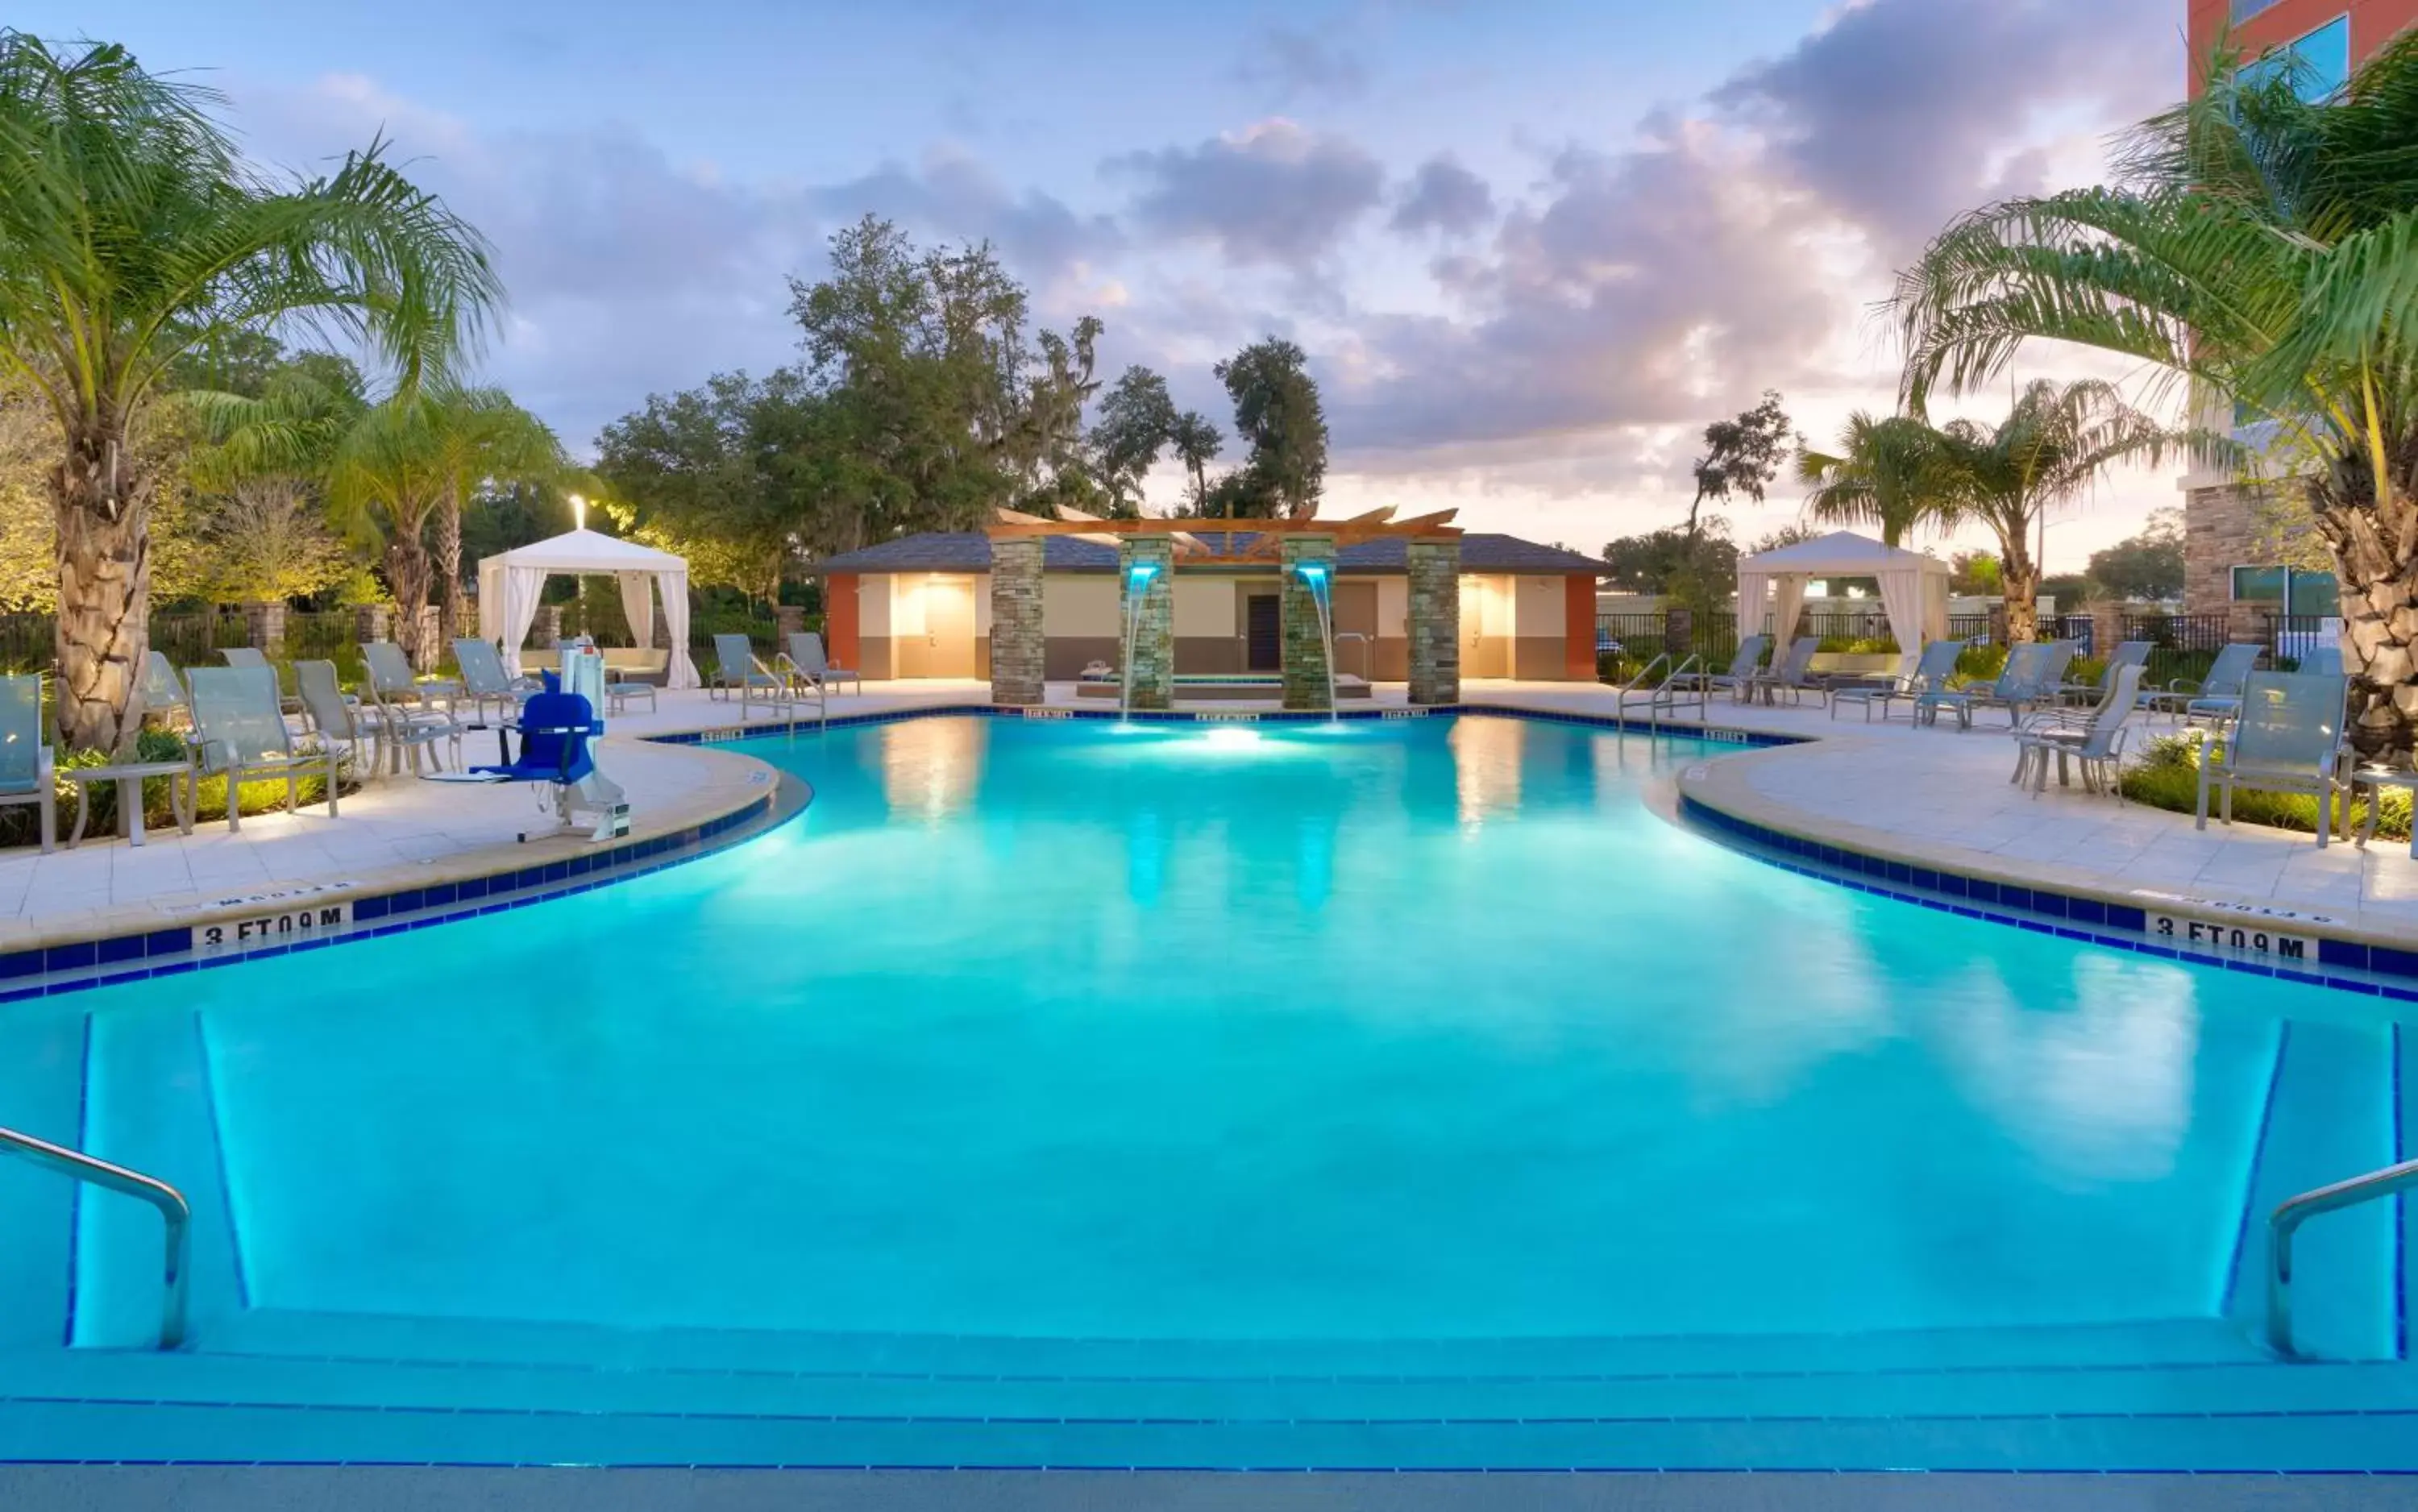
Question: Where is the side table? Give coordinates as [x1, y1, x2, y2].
[63, 760, 195, 848]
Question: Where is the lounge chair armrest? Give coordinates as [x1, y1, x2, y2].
[37, 745, 52, 779]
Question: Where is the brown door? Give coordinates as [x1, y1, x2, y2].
[1245, 593, 1282, 671]
[925, 576, 976, 677]
[1332, 581, 1377, 680]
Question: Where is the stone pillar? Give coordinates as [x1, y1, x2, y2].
[1280, 535, 1337, 712]
[1987, 602, 2009, 645]
[2088, 601, 2124, 663]
[775, 604, 805, 645]
[533, 604, 563, 650]
[412, 605, 442, 669]
[1663, 607, 1693, 658]
[243, 600, 287, 654]
[989, 537, 1046, 706]
[1406, 537, 1461, 706]
[353, 603, 391, 646]
[1120, 534, 1177, 711]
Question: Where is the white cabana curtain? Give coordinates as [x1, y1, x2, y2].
[1769, 578, 1809, 647]
[485, 565, 546, 677]
[1736, 571, 1769, 638]
[1876, 567, 1923, 659]
[616, 571, 655, 654]
[659, 570, 697, 688]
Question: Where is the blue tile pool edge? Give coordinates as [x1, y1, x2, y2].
[1676, 795, 2418, 1003]
[0, 784, 799, 1008]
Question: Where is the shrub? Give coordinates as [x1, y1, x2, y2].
[1949, 643, 2008, 688]
[2118, 733, 2408, 841]
[1815, 635, 1899, 654]
[0, 728, 360, 851]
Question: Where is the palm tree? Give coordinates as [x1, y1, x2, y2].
[0, 34, 499, 750]
[1797, 413, 1958, 547]
[1926, 380, 2187, 642]
[422, 389, 565, 643]
[1889, 33, 2418, 747]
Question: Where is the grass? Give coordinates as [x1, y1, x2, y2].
[2118, 733, 2409, 841]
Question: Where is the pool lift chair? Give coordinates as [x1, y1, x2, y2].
[450, 675, 630, 843]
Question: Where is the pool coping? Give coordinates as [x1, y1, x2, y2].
[0, 744, 805, 1007]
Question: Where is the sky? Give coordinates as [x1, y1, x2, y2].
[44, 0, 2190, 571]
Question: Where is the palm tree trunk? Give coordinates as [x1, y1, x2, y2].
[437, 480, 463, 645]
[2320, 496, 2418, 757]
[51, 422, 155, 754]
[1999, 537, 2041, 643]
[386, 533, 434, 670]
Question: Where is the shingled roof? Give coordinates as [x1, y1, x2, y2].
[809, 530, 1602, 575]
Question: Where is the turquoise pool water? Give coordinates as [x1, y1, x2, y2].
[48, 716, 2399, 1346]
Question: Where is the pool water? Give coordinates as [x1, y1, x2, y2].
[44, 717, 2399, 1350]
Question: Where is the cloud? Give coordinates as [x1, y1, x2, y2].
[1390, 155, 1494, 237]
[1712, 0, 2173, 252]
[816, 151, 1121, 278]
[1110, 119, 1386, 268]
[1234, 22, 1369, 102]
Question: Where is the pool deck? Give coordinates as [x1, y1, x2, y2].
[2, 675, 2413, 956]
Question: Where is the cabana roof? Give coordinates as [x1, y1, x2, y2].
[1736, 530, 1951, 577]
[478, 528, 688, 575]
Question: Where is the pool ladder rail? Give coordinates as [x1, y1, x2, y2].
[1611, 652, 1709, 730]
[2268, 1155, 2418, 1360]
[0, 1122, 189, 1349]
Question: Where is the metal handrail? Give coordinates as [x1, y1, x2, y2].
[2267, 1156, 2418, 1358]
[0, 1124, 189, 1349]
[1612, 653, 1672, 730]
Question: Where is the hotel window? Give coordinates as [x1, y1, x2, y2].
[2242, 15, 2353, 101]
[2231, 0, 2282, 18]
[2230, 564, 2340, 616]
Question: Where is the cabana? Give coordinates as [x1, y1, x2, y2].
[476, 530, 701, 689]
[1735, 531, 1952, 653]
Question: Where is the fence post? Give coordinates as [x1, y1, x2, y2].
[1663, 607, 1693, 658]
[775, 605, 804, 647]
[242, 601, 286, 655]
[353, 604, 390, 646]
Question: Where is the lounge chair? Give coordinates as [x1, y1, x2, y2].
[711, 633, 787, 707]
[2195, 671, 2352, 846]
[187, 665, 341, 832]
[135, 650, 189, 730]
[2056, 640, 2150, 705]
[218, 645, 305, 719]
[363, 640, 463, 712]
[1672, 634, 1769, 704]
[1829, 642, 1959, 722]
[2012, 662, 2148, 797]
[1917, 642, 2070, 729]
[786, 630, 861, 696]
[2300, 644, 2345, 677]
[0, 675, 55, 853]
[452, 638, 542, 726]
[1748, 637, 1826, 706]
[2148, 642, 2259, 725]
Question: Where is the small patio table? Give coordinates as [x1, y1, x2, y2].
[61, 759, 195, 848]
[2351, 763, 2418, 859]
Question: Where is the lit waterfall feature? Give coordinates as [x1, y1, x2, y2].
[1120, 560, 1159, 721]
[1294, 561, 1340, 721]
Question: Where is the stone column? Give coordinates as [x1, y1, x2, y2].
[2088, 601, 2124, 662]
[775, 604, 805, 645]
[1120, 534, 1177, 711]
[1279, 535, 1338, 712]
[533, 604, 563, 650]
[242, 600, 287, 654]
[989, 537, 1046, 706]
[353, 603, 391, 646]
[412, 605, 442, 668]
[1663, 607, 1693, 658]
[1406, 537, 1461, 706]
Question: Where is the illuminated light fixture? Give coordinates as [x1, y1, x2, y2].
[568, 492, 588, 532]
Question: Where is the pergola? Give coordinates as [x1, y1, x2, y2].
[477, 529, 702, 689]
[983, 506, 1466, 710]
[1735, 530, 1951, 654]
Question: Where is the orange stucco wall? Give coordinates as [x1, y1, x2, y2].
[1564, 576, 1597, 681]
[2188, 1, 2418, 90]
[826, 574, 860, 671]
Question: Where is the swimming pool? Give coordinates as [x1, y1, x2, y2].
[2, 713, 2413, 1472]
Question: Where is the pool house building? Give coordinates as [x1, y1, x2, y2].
[808, 523, 1607, 695]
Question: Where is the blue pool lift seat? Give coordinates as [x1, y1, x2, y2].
[466, 675, 630, 842]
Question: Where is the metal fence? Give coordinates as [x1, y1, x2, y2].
[1593, 610, 1740, 679]
[2120, 610, 2235, 687]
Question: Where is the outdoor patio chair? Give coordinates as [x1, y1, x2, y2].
[786, 630, 862, 696]
[363, 640, 463, 712]
[1917, 642, 2068, 730]
[135, 650, 190, 730]
[2300, 644, 2345, 677]
[2011, 662, 2148, 798]
[452, 638, 543, 726]
[1829, 642, 1955, 722]
[187, 665, 341, 833]
[712, 633, 787, 705]
[1749, 637, 1827, 706]
[0, 674, 56, 853]
[2055, 640, 2150, 706]
[2195, 671, 2352, 846]
[218, 645, 305, 721]
[1674, 634, 1768, 703]
[296, 659, 440, 781]
[2148, 642, 2260, 725]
